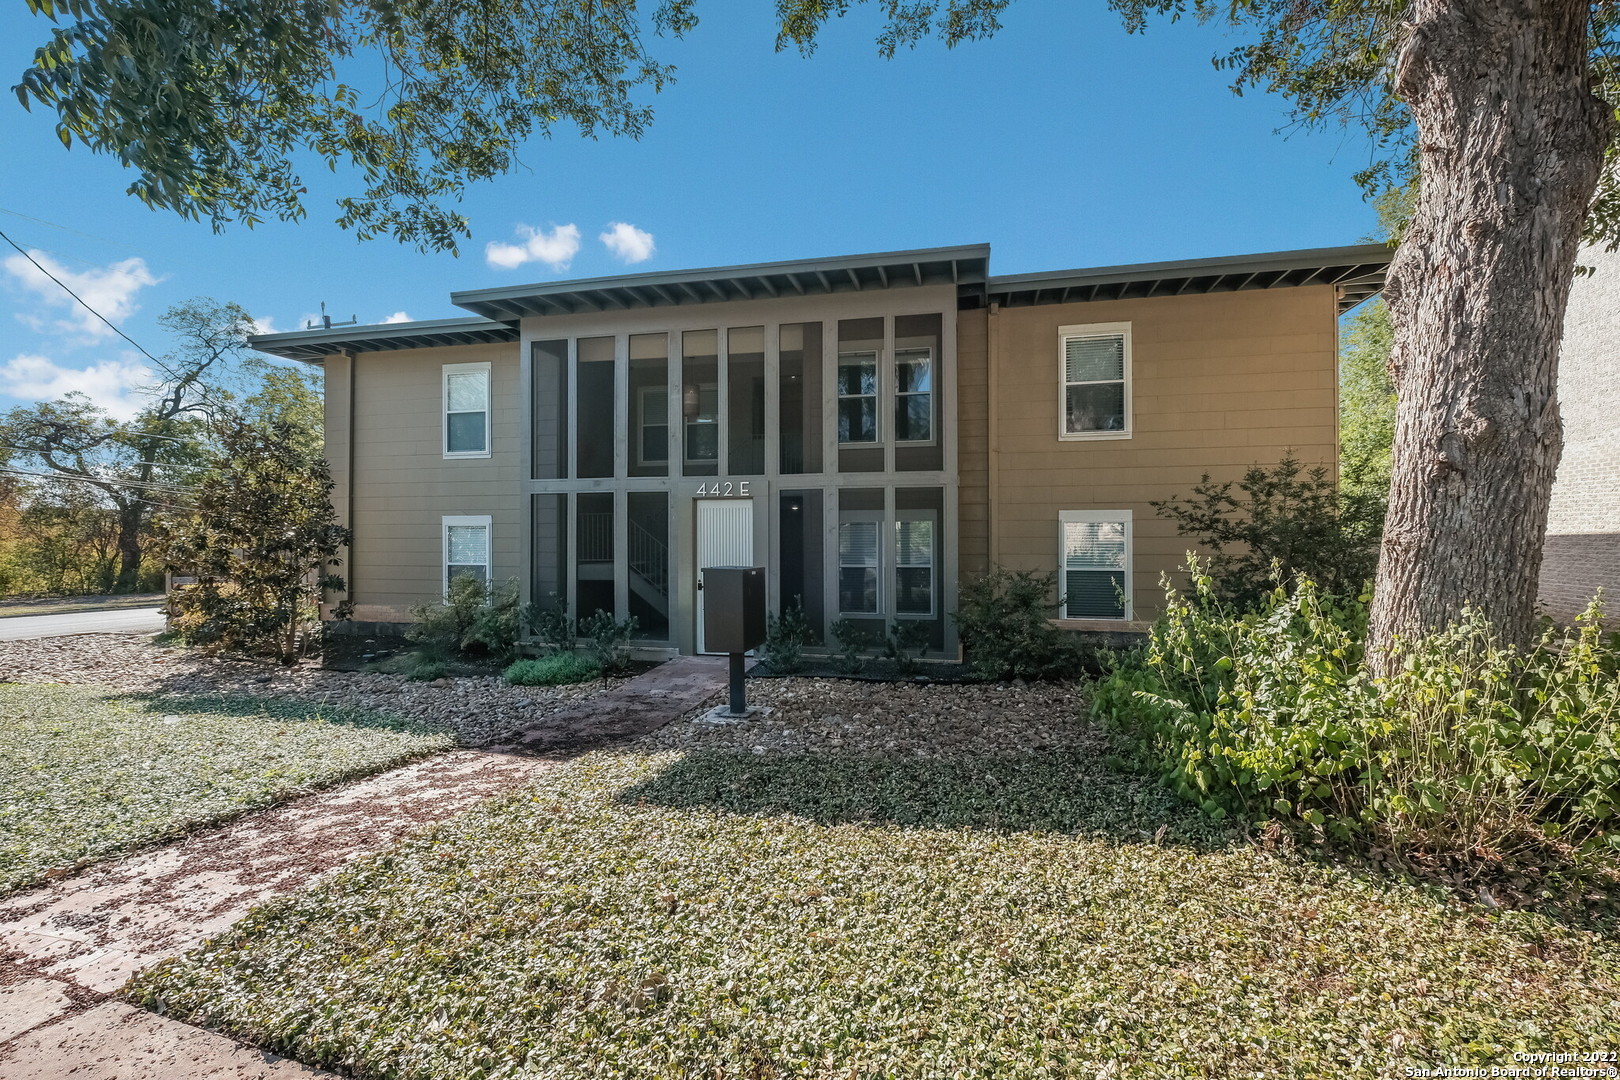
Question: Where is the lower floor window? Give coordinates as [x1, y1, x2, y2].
[1060, 510, 1130, 619]
[838, 517, 880, 614]
[894, 516, 935, 616]
[444, 515, 492, 592]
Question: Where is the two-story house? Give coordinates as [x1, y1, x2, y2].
[249, 242, 1391, 656]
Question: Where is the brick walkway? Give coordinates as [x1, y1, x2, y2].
[0, 656, 729, 1079]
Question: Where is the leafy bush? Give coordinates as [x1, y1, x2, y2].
[763, 603, 810, 673]
[580, 610, 638, 675]
[464, 579, 523, 662]
[1095, 560, 1620, 885]
[404, 657, 447, 682]
[884, 619, 930, 675]
[408, 577, 524, 662]
[1151, 454, 1384, 610]
[406, 574, 486, 659]
[525, 594, 576, 651]
[828, 618, 876, 674]
[952, 566, 1082, 682]
[503, 653, 601, 686]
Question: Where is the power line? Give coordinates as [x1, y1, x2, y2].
[0, 206, 137, 254]
[0, 469, 194, 514]
[0, 446, 210, 473]
[0, 466, 190, 496]
[0, 226, 163, 367]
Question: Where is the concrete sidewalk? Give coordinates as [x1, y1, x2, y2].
[0, 655, 729, 1079]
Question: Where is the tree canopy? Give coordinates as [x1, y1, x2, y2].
[17, 0, 1620, 250]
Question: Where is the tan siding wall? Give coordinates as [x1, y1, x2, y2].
[343, 342, 523, 621]
[956, 309, 990, 578]
[990, 286, 1339, 621]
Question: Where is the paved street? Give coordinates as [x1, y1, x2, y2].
[0, 606, 166, 641]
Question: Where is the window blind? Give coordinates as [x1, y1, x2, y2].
[839, 520, 879, 566]
[447, 371, 488, 412]
[447, 525, 489, 566]
[1065, 335, 1124, 384]
[896, 520, 933, 566]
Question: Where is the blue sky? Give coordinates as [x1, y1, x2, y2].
[0, 1, 1379, 419]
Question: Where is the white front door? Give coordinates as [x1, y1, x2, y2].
[695, 498, 754, 654]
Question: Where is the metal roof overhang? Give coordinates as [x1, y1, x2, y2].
[450, 244, 992, 320]
[248, 317, 520, 362]
[984, 244, 1392, 315]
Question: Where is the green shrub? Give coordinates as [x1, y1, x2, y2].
[952, 566, 1081, 682]
[404, 657, 447, 682]
[884, 619, 930, 675]
[503, 653, 601, 686]
[1095, 559, 1620, 882]
[524, 595, 576, 652]
[580, 610, 639, 675]
[464, 579, 522, 662]
[1151, 454, 1384, 610]
[763, 603, 810, 673]
[407, 574, 486, 656]
[408, 576, 524, 662]
[828, 618, 876, 675]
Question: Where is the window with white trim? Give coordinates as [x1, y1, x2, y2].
[893, 348, 933, 443]
[836, 352, 879, 443]
[443, 515, 492, 592]
[894, 514, 936, 617]
[838, 514, 882, 614]
[1060, 510, 1131, 620]
[1060, 324, 1130, 438]
[443, 362, 491, 456]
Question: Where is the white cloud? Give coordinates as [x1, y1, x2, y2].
[2, 251, 163, 343]
[485, 223, 581, 271]
[381, 311, 413, 324]
[600, 222, 655, 264]
[0, 352, 152, 420]
[249, 315, 278, 335]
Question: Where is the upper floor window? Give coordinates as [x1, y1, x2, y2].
[1060, 323, 1130, 439]
[444, 362, 491, 457]
[837, 352, 879, 443]
[637, 387, 669, 467]
[894, 349, 934, 443]
[1059, 510, 1131, 620]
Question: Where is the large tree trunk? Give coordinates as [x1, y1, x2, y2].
[1368, 0, 1611, 672]
[113, 503, 144, 593]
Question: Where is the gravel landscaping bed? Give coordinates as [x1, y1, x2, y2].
[0, 634, 620, 747]
[130, 678, 1620, 1079]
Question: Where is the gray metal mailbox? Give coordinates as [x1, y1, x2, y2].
[702, 566, 767, 654]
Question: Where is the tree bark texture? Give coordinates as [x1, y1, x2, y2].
[1370, 0, 1611, 671]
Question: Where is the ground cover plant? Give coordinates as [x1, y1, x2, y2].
[1095, 562, 1620, 900]
[504, 653, 600, 687]
[0, 683, 452, 894]
[133, 680, 1620, 1079]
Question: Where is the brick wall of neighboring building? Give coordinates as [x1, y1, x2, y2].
[1541, 249, 1620, 623]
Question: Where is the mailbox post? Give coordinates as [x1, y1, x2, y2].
[701, 566, 766, 716]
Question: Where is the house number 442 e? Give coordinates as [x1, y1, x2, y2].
[695, 481, 748, 497]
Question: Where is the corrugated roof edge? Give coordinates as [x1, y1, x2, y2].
[987, 243, 1394, 290]
[449, 243, 993, 309]
[984, 243, 1393, 315]
[248, 316, 519, 361]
